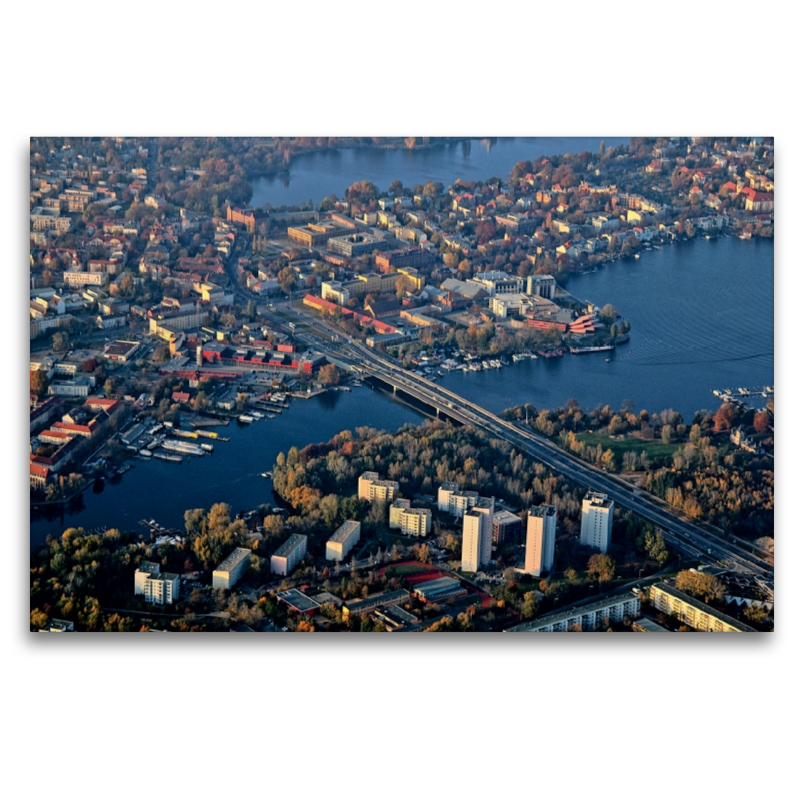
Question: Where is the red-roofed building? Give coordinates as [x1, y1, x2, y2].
[52, 420, 98, 438]
[30, 462, 50, 487]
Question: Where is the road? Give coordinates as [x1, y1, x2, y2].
[270, 304, 773, 579]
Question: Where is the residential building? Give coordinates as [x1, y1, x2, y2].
[326, 520, 361, 562]
[649, 583, 757, 633]
[524, 505, 557, 577]
[135, 562, 180, 605]
[271, 534, 308, 576]
[580, 491, 614, 553]
[388, 499, 431, 536]
[492, 510, 522, 544]
[358, 471, 399, 502]
[461, 497, 494, 572]
[505, 594, 641, 632]
[438, 482, 479, 518]
[212, 547, 252, 590]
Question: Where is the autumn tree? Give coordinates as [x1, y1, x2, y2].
[713, 403, 737, 432]
[674, 570, 727, 604]
[587, 553, 616, 584]
[753, 412, 771, 434]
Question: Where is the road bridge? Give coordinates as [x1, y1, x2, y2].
[335, 340, 773, 578]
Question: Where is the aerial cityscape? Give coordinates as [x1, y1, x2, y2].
[29, 135, 774, 633]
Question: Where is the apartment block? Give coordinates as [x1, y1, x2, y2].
[326, 520, 361, 562]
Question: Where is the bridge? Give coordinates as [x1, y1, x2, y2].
[338, 341, 773, 578]
[267, 302, 774, 579]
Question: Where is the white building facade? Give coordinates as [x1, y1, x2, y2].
[326, 520, 361, 561]
[580, 491, 614, 553]
[525, 504, 557, 577]
[271, 534, 308, 576]
[212, 547, 252, 590]
[461, 497, 494, 572]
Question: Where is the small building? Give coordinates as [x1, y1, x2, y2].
[276, 588, 321, 615]
[212, 547, 252, 590]
[326, 520, 361, 562]
[413, 577, 467, 603]
[271, 534, 308, 576]
[38, 619, 75, 633]
[342, 589, 410, 618]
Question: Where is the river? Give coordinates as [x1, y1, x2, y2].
[30, 236, 773, 547]
[250, 137, 630, 209]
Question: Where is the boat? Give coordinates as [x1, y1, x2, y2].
[238, 415, 255, 423]
[139, 449, 152, 457]
[267, 414, 276, 419]
[154, 452, 182, 463]
[200, 443, 214, 453]
[569, 345, 615, 354]
[261, 471, 273, 479]
[605, 358, 611, 362]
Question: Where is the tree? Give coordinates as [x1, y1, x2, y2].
[713, 403, 737, 432]
[30, 370, 49, 395]
[674, 570, 726, 604]
[521, 591, 538, 619]
[52, 331, 69, 352]
[753, 411, 771, 434]
[277, 266, 297, 295]
[318, 364, 341, 386]
[587, 553, 615, 583]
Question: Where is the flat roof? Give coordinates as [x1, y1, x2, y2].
[276, 588, 320, 613]
[505, 593, 640, 632]
[215, 547, 251, 573]
[529, 505, 556, 518]
[273, 533, 307, 559]
[651, 583, 757, 632]
[493, 510, 522, 524]
[329, 520, 360, 544]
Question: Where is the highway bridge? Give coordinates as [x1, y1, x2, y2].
[266, 301, 773, 579]
[335, 340, 773, 579]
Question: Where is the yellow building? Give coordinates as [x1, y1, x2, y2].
[649, 583, 757, 632]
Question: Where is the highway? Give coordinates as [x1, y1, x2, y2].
[216, 257, 773, 579]
[270, 303, 773, 578]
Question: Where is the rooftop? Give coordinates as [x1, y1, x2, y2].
[329, 520, 361, 543]
[215, 547, 252, 573]
[505, 593, 639, 632]
[529, 505, 557, 518]
[276, 588, 321, 614]
[273, 534, 307, 559]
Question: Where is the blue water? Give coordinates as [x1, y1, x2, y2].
[250, 136, 630, 208]
[437, 236, 774, 422]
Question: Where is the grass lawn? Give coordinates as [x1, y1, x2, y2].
[575, 431, 681, 460]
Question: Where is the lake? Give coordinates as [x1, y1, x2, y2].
[250, 137, 630, 209]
